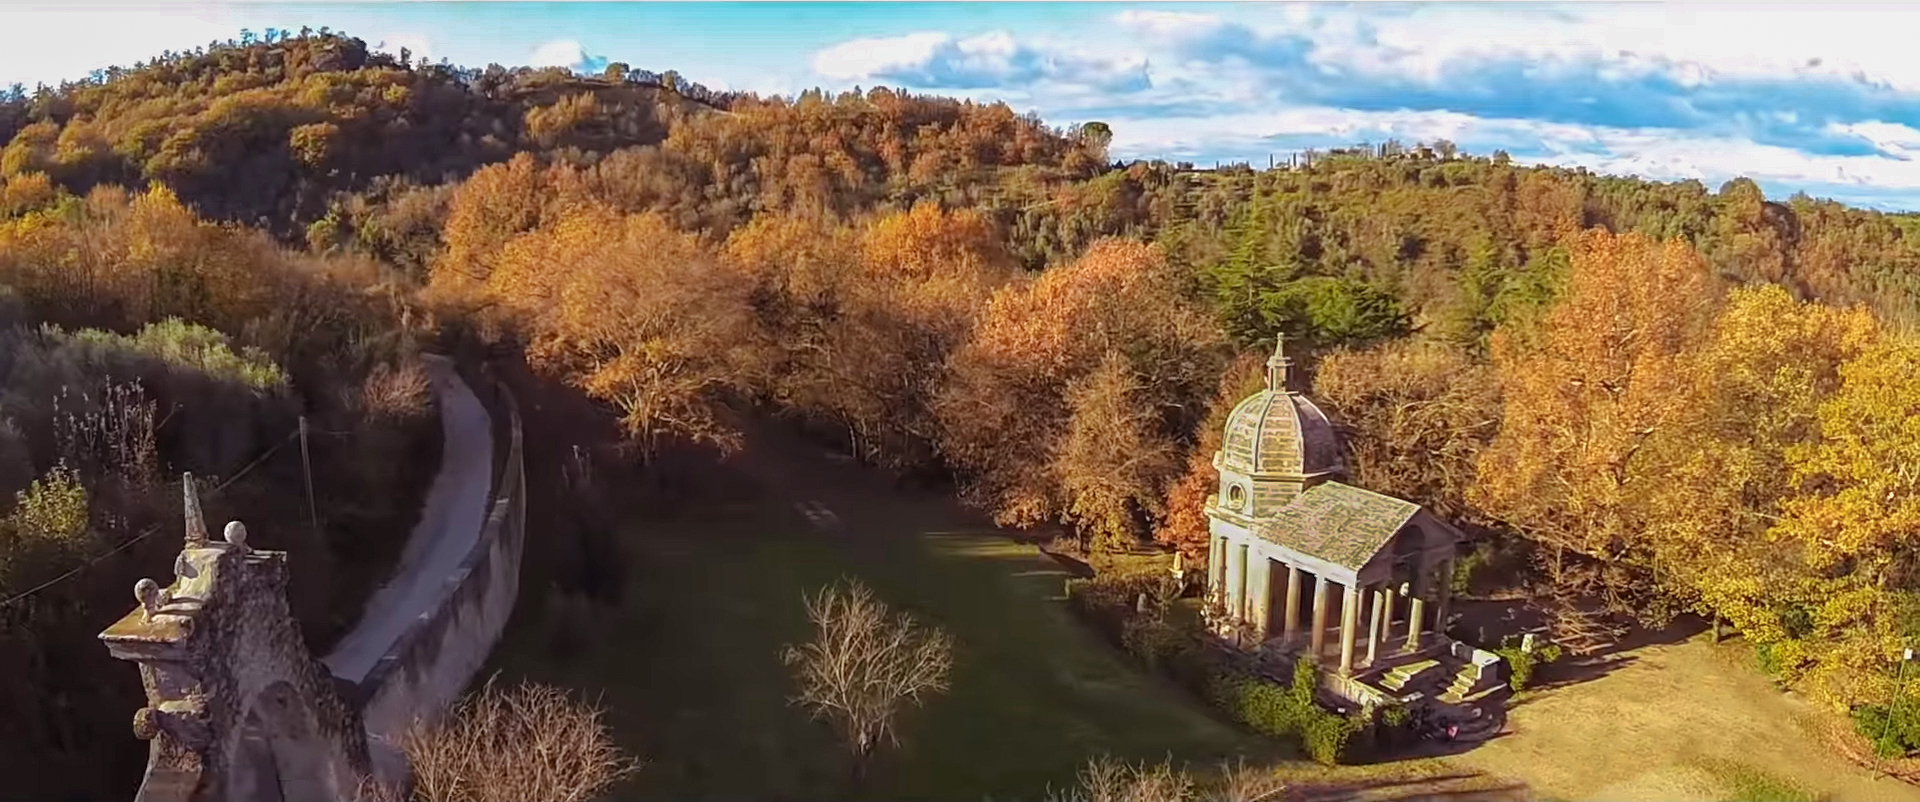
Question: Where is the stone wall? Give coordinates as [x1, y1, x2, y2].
[100, 358, 526, 801]
[352, 360, 525, 779]
[100, 482, 372, 802]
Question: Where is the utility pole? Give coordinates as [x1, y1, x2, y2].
[298, 417, 321, 542]
[1885, 648, 1915, 751]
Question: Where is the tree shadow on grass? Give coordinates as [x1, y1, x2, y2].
[1591, 614, 1711, 658]
[1296, 771, 1531, 802]
[1526, 653, 1639, 692]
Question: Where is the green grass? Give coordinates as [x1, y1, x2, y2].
[1694, 758, 1823, 802]
[487, 495, 1276, 801]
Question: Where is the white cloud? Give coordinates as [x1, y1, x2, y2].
[812, 32, 951, 81]
[0, 9, 241, 87]
[1111, 9, 1221, 38]
[1136, 4, 1920, 91]
[1826, 121, 1920, 159]
[809, 30, 1147, 94]
[1104, 105, 1920, 198]
[528, 39, 608, 74]
[792, 5, 1920, 207]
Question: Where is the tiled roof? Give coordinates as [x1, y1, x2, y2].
[1219, 390, 1343, 477]
[1252, 482, 1421, 571]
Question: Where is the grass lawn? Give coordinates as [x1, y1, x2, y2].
[486, 486, 1279, 801]
[1444, 635, 1920, 802]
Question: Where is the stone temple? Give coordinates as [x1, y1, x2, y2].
[1204, 337, 1502, 708]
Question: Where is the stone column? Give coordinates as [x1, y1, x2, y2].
[1282, 564, 1301, 641]
[1435, 557, 1455, 639]
[1367, 586, 1386, 666]
[1338, 583, 1360, 676]
[1405, 596, 1426, 652]
[1207, 535, 1223, 598]
[1217, 539, 1235, 616]
[1248, 556, 1271, 638]
[1309, 575, 1329, 659]
[1234, 543, 1251, 621]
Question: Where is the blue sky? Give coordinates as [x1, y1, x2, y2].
[10, 2, 1920, 211]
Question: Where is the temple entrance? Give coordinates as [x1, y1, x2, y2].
[1262, 558, 1287, 636]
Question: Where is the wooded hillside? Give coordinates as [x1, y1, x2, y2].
[8, 29, 1920, 796]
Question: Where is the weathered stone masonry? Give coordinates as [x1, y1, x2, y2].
[100, 479, 372, 802]
[100, 359, 525, 802]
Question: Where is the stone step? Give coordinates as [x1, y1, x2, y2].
[1440, 681, 1506, 705]
[1380, 659, 1442, 691]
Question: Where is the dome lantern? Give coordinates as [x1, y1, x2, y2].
[1266, 334, 1293, 393]
[1216, 335, 1343, 510]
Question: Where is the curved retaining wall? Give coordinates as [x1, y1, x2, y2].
[351, 358, 526, 779]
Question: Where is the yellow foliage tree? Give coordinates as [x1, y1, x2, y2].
[1474, 230, 1722, 602]
[1763, 335, 1920, 703]
[1638, 285, 1879, 658]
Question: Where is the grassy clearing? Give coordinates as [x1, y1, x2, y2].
[1694, 758, 1822, 802]
[487, 490, 1277, 801]
[1447, 635, 1919, 802]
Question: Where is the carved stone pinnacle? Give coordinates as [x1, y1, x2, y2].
[182, 473, 210, 548]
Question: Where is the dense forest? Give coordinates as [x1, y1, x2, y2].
[8, 27, 1920, 798]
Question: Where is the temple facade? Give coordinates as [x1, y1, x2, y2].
[1203, 338, 1476, 703]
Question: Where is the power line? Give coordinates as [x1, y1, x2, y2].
[0, 427, 304, 610]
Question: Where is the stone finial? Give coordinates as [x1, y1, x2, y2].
[1266, 334, 1293, 392]
[222, 521, 250, 554]
[182, 473, 209, 548]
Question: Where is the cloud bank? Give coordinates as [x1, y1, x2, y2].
[803, 4, 1920, 210]
[529, 40, 609, 75]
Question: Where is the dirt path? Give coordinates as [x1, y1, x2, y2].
[1445, 637, 1920, 801]
[322, 354, 495, 683]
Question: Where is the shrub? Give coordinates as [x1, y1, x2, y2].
[1851, 702, 1920, 759]
[1067, 572, 1174, 643]
[0, 463, 90, 588]
[1300, 709, 1360, 766]
[1493, 636, 1563, 691]
[1121, 615, 1190, 672]
[1380, 702, 1412, 730]
[1198, 663, 1356, 766]
[1065, 572, 1357, 765]
[359, 357, 432, 421]
[66, 318, 288, 392]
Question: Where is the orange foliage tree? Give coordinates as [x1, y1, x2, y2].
[1153, 353, 1264, 557]
[1473, 230, 1723, 601]
[726, 203, 1015, 468]
[936, 239, 1226, 548]
[1313, 340, 1502, 526]
[482, 202, 762, 456]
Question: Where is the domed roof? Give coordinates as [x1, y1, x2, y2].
[1218, 337, 1343, 478]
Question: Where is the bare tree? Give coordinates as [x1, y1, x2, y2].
[394, 676, 639, 802]
[1049, 756, 1287, 802]
[1051, 756, 1195, 802]
[782, 578, 954, 783]
[1211, 758, 1290, 802]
